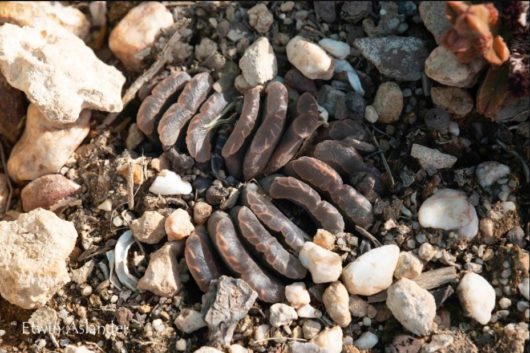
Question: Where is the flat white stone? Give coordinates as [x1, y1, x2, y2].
[285, 282, 311, 309]
[286, 36, 335, 80]
[318, 38, 351, 59]
[149, 170, 192, 195]
[411, 144, 457, 170]
[354, 331, 379, 349]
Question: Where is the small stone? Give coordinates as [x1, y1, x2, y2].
[345, 92, 366, 118]
[194, 348, 223, 353]
[342, 244, 400, 296]
[137, 242, 183, 297]
[247, 3, 273, 33]
[299, 242, 342, 283]
[364, 105, 379, 123]
[457, 272, 496, 324]
[319, 38, 351, 59]
[372, 82, 403, 123]
[475, 161, 511, 188]
[286, 36, 335, 80]
[0, 73, 26, 145]
[431, 86, 474, 117]
[165, 209, 194, 241]
[234, 74, 253, 93]
[193, 201, 213, 225]
[297, 304, 322, 319]
[318, 85, 346, 119]
[195, 38, 218, 61]
[0, 23, 124, 123]
[0, 1, 90, 38]
[303, 320, 322, 339]
[131, 211, 166, 244]
[64, 346, 95, 353]
[419, 2, 452, 44]
[499, 297, 512, 309]
[386, 278, 436, 336]
[387, 335, 423, 353]
[394, 252, 423, 280]
[239, 37, 277, 86]
[410, 144, 457, 170]
[418, 189, 478, 240]
[314, 1, 336, 23]
[269, 303, 298, 327]
[285, 282, 311, 309]
[423, 334, 454, 353]
[519, 277, 529, 300]
[418, 243, 436, 262]
[313, 229, 336, 250]
[354, 332, 379, 349]
[174, 309, 207, 333]
[354, 36, 428, 81]
[349, 295, 369, 317]
[479, 218, 495, 240]
[20, 174, 80, 212]
[323, 281, 351, 327]
[7, 104, 90, 183]
[425, 46, 484, 88]
[229, 344, 248, 353]
[341, 1, 372, 23]
[109, 2, 174, 71]
[0, 209, 78, 309]
[149, 169, 192, 195]
[311, 326, 343, 353]
[280, 2, 295, 12]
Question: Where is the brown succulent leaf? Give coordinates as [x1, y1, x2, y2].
[185, 226, 225, 292]
[262, 175, 345, 234]
[186, 92, 229, 163]
[136, 71, 190, 136]
[158, 72, 213, 148]
[241, 183, 309, 252]
[231, 206, 307, 280]
[317, 119, 367, 142]
[207, 211, 285, 303]
[483, 35, 510, 66]
[243, 81, 288, 180]
[477, 64, 512, 119]
[264, 92, 321, 174]
[313, 140, 365, 177]
[332, 184, 374, 227]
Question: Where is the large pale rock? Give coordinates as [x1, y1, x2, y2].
[342, 244, 400, 296]
[0, 23, 125, 123]
[130, 211, 166, 244]
[386, 278, 436, 336]
[7, 104, 90, 183]
[0, 1, 89, 38]
[138, 241, 183, 297]
[109, 2, 174, 71]
[286, 36, 335, 80]
[299, 242, 342, 283]
[425, 46, 484, 88]
[239, 37, 277, 86]
[418, 189, 478, 240]
[457, 272, 495, 325]
[0, 208, 78, 309]
[21, 174, 81, 212]
[372, 81, 403, 123]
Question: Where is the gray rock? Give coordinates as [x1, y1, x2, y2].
[411, 144, 457, 170]
[354, 36, 428, 81]
[425, 46, 484, 88]
[341, 1, 372, 23]
[419, 2, 452, 44]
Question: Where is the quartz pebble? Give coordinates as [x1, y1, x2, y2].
[311, 326, 343, 353]
[303, 320, 322, 339]
[386, 278, 436, 336]
[342, 245, 400, 296]
[354, 331, 379, 349]
[0, 23, 124, 123]
[425, 46, 484, 88]
[109, 2, 174, 71]
[239, 37, 277, 86]
[165, 209, 195, 241]
[174, 309, 207, 333]
[247, 3, 274, 33]
[131, 211, 166, 244]
[475, 161, 511, 188]
[372, 82, 403, 124]
[149, 170, 192, 195]
[20, 174, 80, 212]
[318, 38, 351, 59]
[194, 348, 223, 353]
[394, 252, 423, 280]
[297, 304, 322, 319]
[323, 282, 351, 327]
[285, 282, 311, 309]
[299, 242, 342, 283]
[418, 189, 478, 240]
[313, 229, 336, 250]
[457, 272, 496, 324]
[411, 144, 457, 170]
[418, 243, 436, 262]
[431, 86, 474, 117]
[7, 104, 90, 183]
[0, 209, 78, 309]
[269, 303, 298, 327]
[286, 36, 335, 80]
[137, 242, 183, 297]
[519, 277, 529, 300]
[364, 105, 379, 123]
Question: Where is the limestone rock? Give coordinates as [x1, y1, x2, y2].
[0, 73, 26, 144]
[354, 36, 428, 81]
[131, 211, 166, 244]
[311, 326, 343, 353]
[322, 281, 351, 327]
[285, 282, 311, 309]
[239, 37, 277, 86]
[419, 2, 451, 44]
[165, 208, 195, 241]
[411, 144, 457, 170]
[475, 161, 511, 188]
[457, 272, 495, 324]
[372, 82, 403, 123]
[137, 242, 183, 297]
[174, 309, 207, 333]
[7, 104, 90, 183]
[0, 23, 125, 123]
[299, 242, 342, 283]
[21, 174, 80, 212]
[342, 244, 400, 296]
[0, 208, 78, 309]
[109, 2, 174, 71]
[425, 46, 484, 88]
[394, 252, 423, 280]
[0, 1, 90, 38]
[287, 36, 335, 80]
[431, 86, 473, 117]
[386, 278, 436, 336]
[247, 3, 273, 33]
[269, 303, 298, 327]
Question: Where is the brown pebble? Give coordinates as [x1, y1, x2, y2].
[193, 201, 213, 225]
[21, 174, 80, 212]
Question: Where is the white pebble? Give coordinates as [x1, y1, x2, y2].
[499, 297, 511, 309]
[394, 251, 423, 279]
[418, 243, 436, 262]
[299, 242, 342, 283]
[476, 161, 511, 188]
[342, 245, 400, 296]
[149, 169, 192, 195]
[458, 272, 496, 324]
[353, 331, 379, 349]
[165, 209, 194, 241]
[286, 36, 334, 80]
[311, 326, 343, 353]
[285, 282, 311, 309]
[269, 303, 298, 327]
[174, 309, 206, 334]
[364, 105, 379, 123]
[297, 304, 322, 319]
[318, 38, 351, 59]
[322, 282, 351, 327]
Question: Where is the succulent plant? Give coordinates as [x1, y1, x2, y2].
[441, 1, 509, 66]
